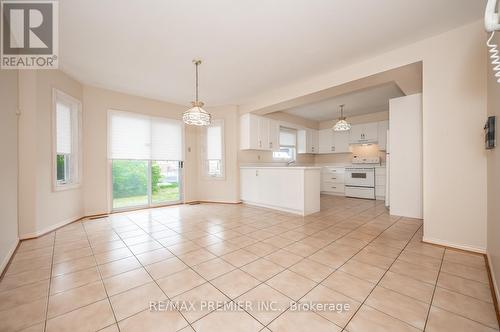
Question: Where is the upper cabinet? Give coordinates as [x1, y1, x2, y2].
[349, 122, 379, 144]
[297, 128, 319, 154]
[377, 120, 389, 151]
[240, 113, 279, 151]
[318, 129, 350, 154]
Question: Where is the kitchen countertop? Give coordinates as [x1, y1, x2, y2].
[239, 166, 321, 170]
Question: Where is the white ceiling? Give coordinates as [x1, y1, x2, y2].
[59, 0, 483, 106]
[282, 83, 404, 121]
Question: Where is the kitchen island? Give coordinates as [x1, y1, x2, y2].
[240, 166, 321, 216]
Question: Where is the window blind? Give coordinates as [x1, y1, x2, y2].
[206, 121, 222, 160]
[109, 110, 183, 161]
[56, 102, 72, 154]
[279, 128, 296, 146]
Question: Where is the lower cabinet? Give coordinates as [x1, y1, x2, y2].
[321, 167, 345, 195]
[240, 167, 320, 215]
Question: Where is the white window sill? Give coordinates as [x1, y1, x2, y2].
[53, 182, 81, 192]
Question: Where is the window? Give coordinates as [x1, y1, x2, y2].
[108, 110, 184, 210]
[53, 89, 81, 189]
[202, 119, 224, 178]
[273, 127, 296, 161]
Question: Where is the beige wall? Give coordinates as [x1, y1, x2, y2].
[18, 70, 84, 238]
[240, 21, 488, 252]
[0, 71, 19, 272]
[195, 106, 240, 203]
[487, 32, 500, 300]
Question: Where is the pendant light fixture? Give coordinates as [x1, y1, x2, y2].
[333, 104, 351, 131]
[183, 59, 212, 126]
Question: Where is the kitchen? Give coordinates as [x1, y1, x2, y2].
[239, 65, 423, 220]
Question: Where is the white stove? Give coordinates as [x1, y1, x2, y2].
[344, 157, 379, 199]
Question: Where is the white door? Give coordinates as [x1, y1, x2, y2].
[389, 94, 423, 218]
[258, 117, 270, 150]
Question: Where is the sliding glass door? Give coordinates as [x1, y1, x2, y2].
[108, 110, 184, 211]
[112, 160, 182, 210]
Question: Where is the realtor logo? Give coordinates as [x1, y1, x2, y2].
[1, 0, 58, 69]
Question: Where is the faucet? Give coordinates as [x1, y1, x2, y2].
[286, 160, 296, 167]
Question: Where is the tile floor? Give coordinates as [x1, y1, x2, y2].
[0, 196, 498, 332]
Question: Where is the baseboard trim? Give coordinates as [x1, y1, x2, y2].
[0, 238, 20, 278]
[486, 253, 500, 327]
[187, 200, 242, 205]
[422, 237, 486, 254]
[19, 215, 84, 240]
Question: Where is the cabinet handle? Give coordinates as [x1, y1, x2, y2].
[256, 170, 259, 176]
[269, 142, 272, 148]
[331, 177, 337, 180]
[331, 146, 335, 151]
[259, 140, 262, 148]
[331, 186, 337, 189]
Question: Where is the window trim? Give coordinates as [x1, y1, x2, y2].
[201, 119, 225, 180]
[52, 88, 82, 191]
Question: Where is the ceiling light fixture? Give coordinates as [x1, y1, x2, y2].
[333, 104, 351, 131]
[183, 59, 211, 126]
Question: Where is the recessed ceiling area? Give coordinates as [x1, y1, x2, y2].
[59, 0, 483, 106]
[281, 83, 404, 122]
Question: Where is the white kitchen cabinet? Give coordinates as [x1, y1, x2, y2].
[377, 121, 389, 151]
[297, 128, 319, 154]
[349, 122, 378, 144]
[375, 166, 386, 200]
[321, 167, 345, 195]
[240, 114, 280, 151]
[319, 129, 334, 154]
[318, 129, 350, 154]
[240, 167, 321, 215]
[333, 131, 350, 153]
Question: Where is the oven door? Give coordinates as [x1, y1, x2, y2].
[345, 168, 375, 187]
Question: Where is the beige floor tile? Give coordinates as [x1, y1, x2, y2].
[144, 257, 188, 280]
[432, 287, 498, 329]
[389, 260, 439, 284]
[212, 269, 260, 299]
[52, 256, 97, 277]
[46, 299, 115, 332]
[178, 248, 217, 266]
[204, 241, 241, 256]
[244, 242, 279, 257]
[0, 268, 51, 292]
[17, 322, 45, 332]
[6, 256, 53, 276]
[426, 305, 498, 332]
[192, 308, 264, 331]
[91, 240, 126, 254]
[118, 308, 189, 332]
[48, 280, 107, 318]
[266, 270, 316, 301]
[437, 272, 493, 303]
[365, 286, 429, 329]
[221, 249, 260, 267]
[404, 243, 444, 260]
[236, 283, 291, 325]
[240, 258, 284, 282]
[308, 250, 350, 269]
[265, 250, 303, 268]
[103, 267, 152, 296]
[346, 304, 420, 332]
[0, 298, 47, 331]
[0, 279, 49, 311]
[135, 248, 174, 265]
[398, 251, 442, 270]
[443, 249, 486, 269]
[166, 241, 201, 255]
[52, 246, 93, 264]
[361, 244, 402, 259]
[440, 261, 489, 284]
[340, 260, 386, 284]
[98, 323, 119, 332]
[352, 251, 395, 270]
[128, 240, 163, 255]
[192, 258, 236, 280]
[288, 258, 335, 282]
[94, 247, 133, 265]
[268, 310, 342, 332]
[157, 268, 206, 298]
[379, 271, 434, 303]
[110, 282, 166, 321]
[302, 284, 360, 328]
[50, 266, 101, 294]
[322, 270, 376, 302]
[172, 282, 230, 322]
[98, 256, 142, 279]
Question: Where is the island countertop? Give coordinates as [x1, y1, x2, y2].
[239, 166, 321, 170]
